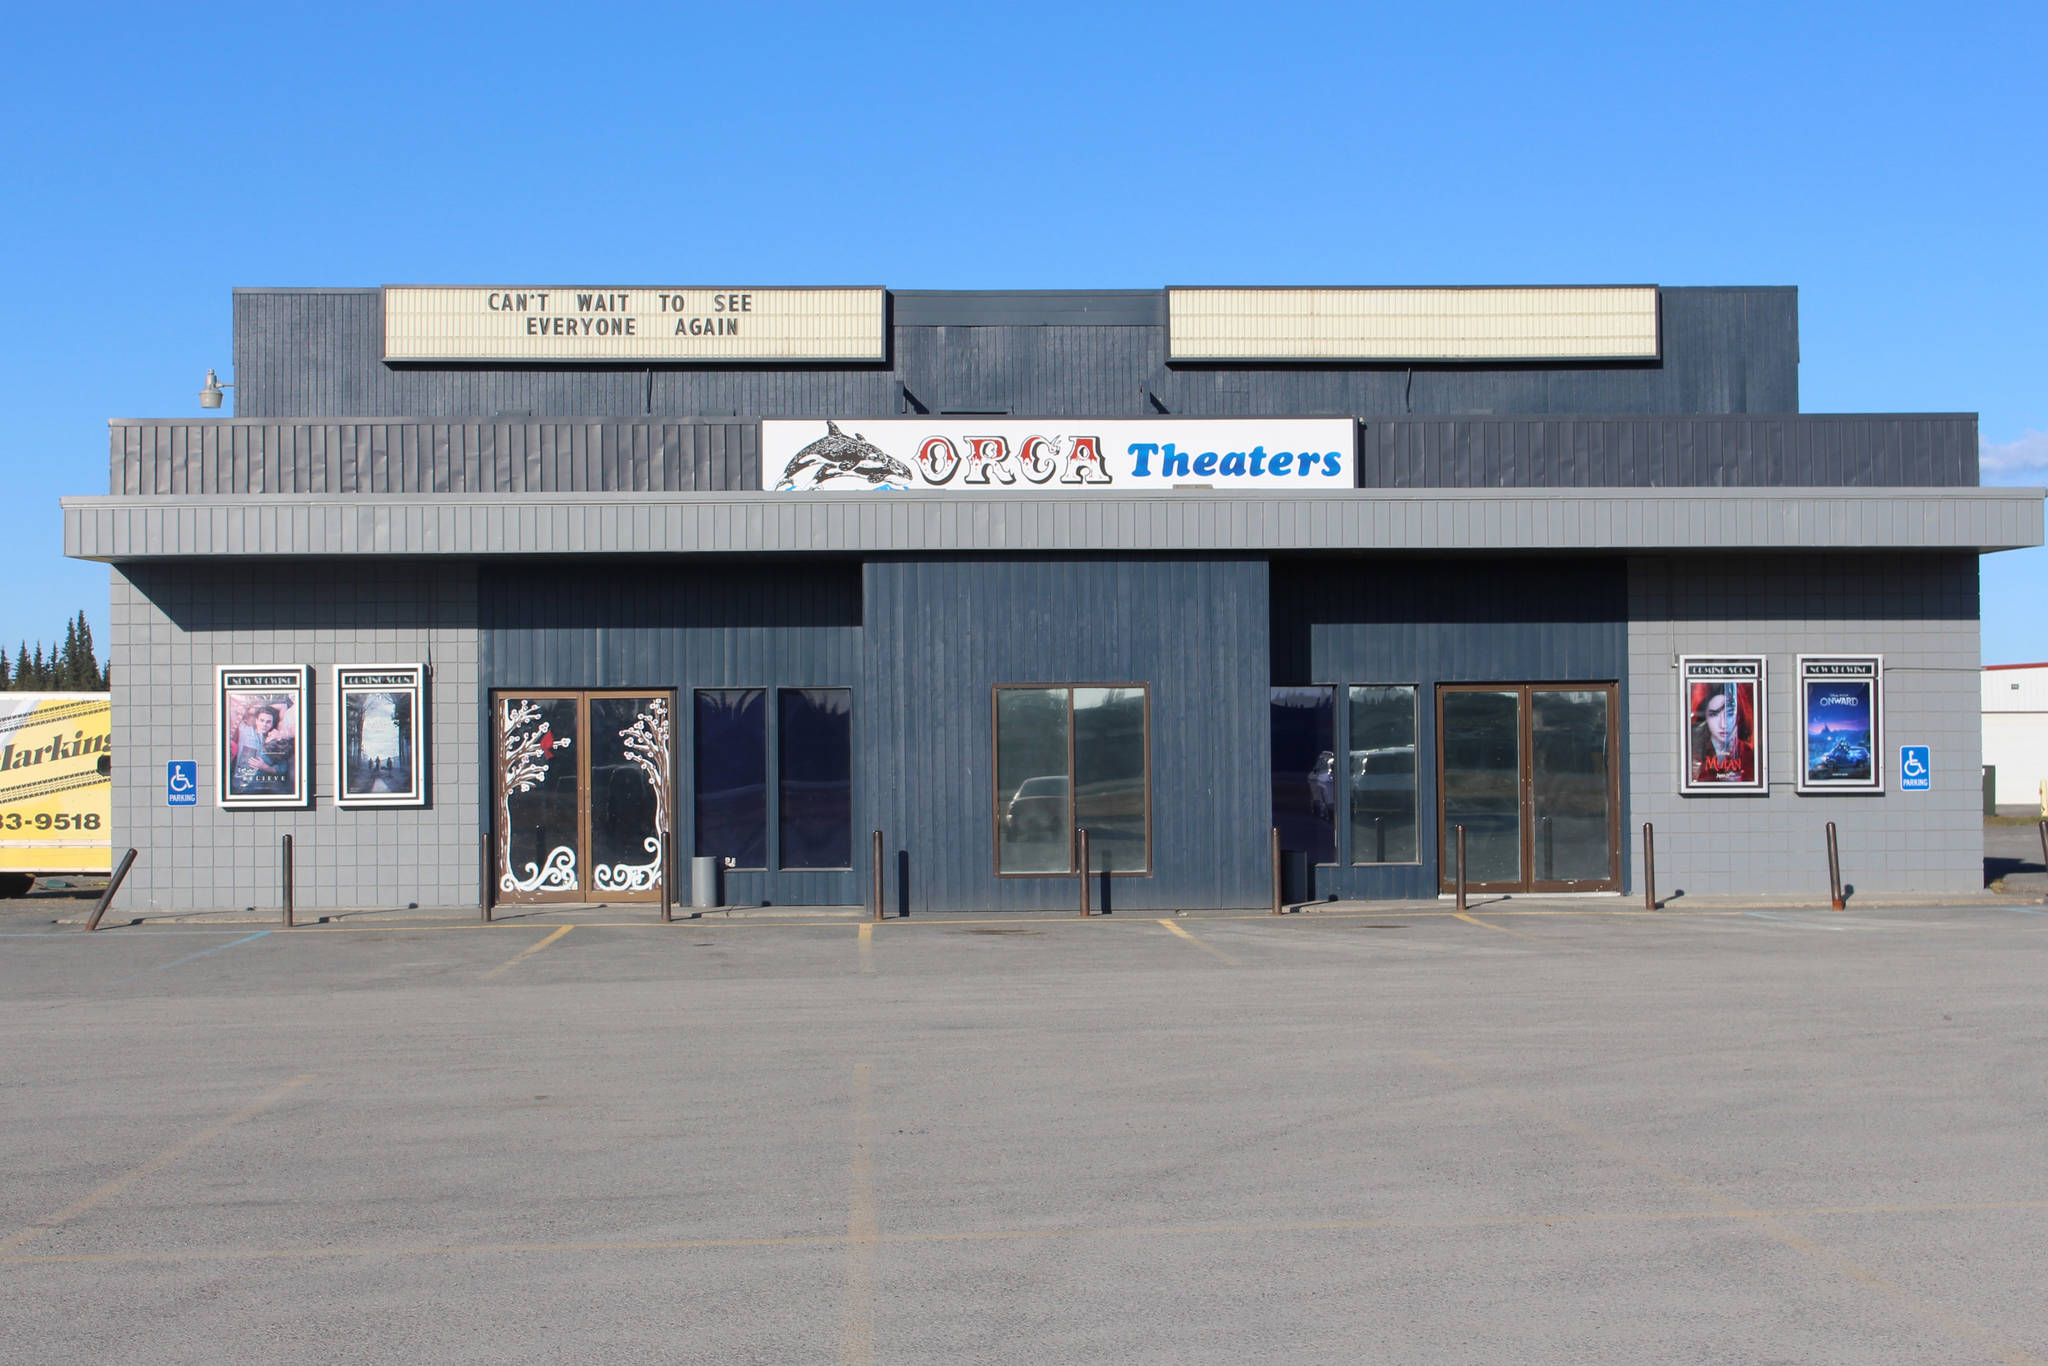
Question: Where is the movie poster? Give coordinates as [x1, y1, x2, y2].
[217, 666, 308, 807]
[1797, 655, 1883, 793]
[335, 665, 426, 808]
[1679, 656, 1766, 794]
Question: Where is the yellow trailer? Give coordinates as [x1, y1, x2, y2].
[0, 693, 112, 896]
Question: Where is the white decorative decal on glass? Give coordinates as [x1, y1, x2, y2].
[592, 698, 671, 892]
[499, 698, 577, 894]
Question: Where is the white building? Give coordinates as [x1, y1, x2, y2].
[1983, 663, 2048, 810]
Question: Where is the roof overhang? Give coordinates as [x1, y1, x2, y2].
[62, 486, 2045, 562]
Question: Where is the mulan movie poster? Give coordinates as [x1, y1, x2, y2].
[1679, 656, 1766, 794]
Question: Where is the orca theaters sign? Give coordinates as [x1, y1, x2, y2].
[760, 419, 1354, 492]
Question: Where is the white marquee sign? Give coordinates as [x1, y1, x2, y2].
[383, 286, 885, 362]
[761, 419, 1355, 492]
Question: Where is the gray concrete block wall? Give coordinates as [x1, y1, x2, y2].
[1626, 553, 1982, 896]
[109, 562, 479, 911]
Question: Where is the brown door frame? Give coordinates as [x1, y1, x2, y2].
[493, 689, 674, 904]
[1436, 682, 1620, 894]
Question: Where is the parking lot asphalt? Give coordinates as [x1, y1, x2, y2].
[3, 901, 2046, 1364]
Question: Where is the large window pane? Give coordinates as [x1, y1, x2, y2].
[779, 688, 853, 870]
[995, 687, 1070, 873]
[694, 689, 766, 869]
[1073, 687, 1148, 872]
[1531, 688, 1613, 884]
[589, 695, 670, 896]
[1349, 685, 1418, 864]
[499, 696, 581, 898]
[1441, 689, 1522, 884]
[1271, 686, 1336, 866]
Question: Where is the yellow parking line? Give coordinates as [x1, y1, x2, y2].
[1157, 918, 1238, 965]
[0, 1074, 315, 1255]
[482, 925, 572, 978]
[857, 922, 874, 974]
[1453, 911, 1548, 943]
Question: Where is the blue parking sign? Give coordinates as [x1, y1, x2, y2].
[1898, 745, 1930, 792]
[167, 760, 198, 806]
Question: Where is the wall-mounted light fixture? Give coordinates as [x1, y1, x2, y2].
[199, 368, 234, 409]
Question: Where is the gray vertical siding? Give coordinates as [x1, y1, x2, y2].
[1359, 415, 1978, 488]
[477, 561, 865, 907]
[1271, 557, 1631, 900]
[863, 556, 1272, 912]
[108, 415, 1982, 495]
[229, 287, 1798, 421]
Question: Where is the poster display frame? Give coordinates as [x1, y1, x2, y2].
[1678, 655, 1768, 795]
[217, 666, 309, 809]
[334, 664, 428, 809]
[1795, 654, 1884, 794]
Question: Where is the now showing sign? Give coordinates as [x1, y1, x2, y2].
[760, 419, 1355, 492]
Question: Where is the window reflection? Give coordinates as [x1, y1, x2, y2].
[1074, 688, 1147, 873]
[995, 688, 1071, 873]
[694, 689, 766, 869]
[995, 686, 1151, 875]
[1348, 685, 1418, 864]
[779, 688, 852, 870]
[1271, 687, 1336, 865]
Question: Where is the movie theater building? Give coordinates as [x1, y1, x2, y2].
[62, 285, 2043, 913]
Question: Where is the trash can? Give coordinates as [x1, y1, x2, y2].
[1280, 849, 1312, 905]
[690, 855, 720, 909]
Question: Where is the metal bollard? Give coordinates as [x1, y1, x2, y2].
[1642, 822, 1657, 911]
[2038, 818, 2048, 905]
[1455, 824, 1468, 911]
[1077, 828, 1091, 917]
[872, 829, 885, 922]
[1270, 826, 1282, 915]
[84, 848, 138, 932]
[281, 834, 294, 929]
[660, 831, 674, 923]
[480, 830, 493, 924]
[1826, 821, 1845, 911]
[1374, 817, 1385, 865]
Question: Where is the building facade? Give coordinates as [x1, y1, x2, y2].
[1983, 663, 2048, 812]
[63, 285, 2044, 912]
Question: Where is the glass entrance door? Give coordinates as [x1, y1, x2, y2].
[495, 691, 673, 904]
[1438, 684, 1619, 893]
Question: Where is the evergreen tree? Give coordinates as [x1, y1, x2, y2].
[80, 615, 103, 690]
[59, 617, 79, 690]
[0, 644, 11, 690]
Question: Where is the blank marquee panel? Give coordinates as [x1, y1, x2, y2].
[1168, 286, 1660, 362]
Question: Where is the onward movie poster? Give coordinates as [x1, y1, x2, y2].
[1679, 656, 1766, 794]
[1797, 655, 1883, 793]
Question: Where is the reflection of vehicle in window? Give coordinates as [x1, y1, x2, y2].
[1003, 775, 1069, 840]
[1307, 750, 1335, 820]
[1350, 745, 1415, 789]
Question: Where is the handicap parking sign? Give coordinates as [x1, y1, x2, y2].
[1898, 745, 1930, 792]
[166, 760, 198, 806]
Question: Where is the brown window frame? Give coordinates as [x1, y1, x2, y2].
[492, 688, 677, 905]
[1435, 682, 1621, 895]
[991, 683, 1153, 878]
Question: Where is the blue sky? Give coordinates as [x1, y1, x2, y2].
[2, 2, 2041, 663]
